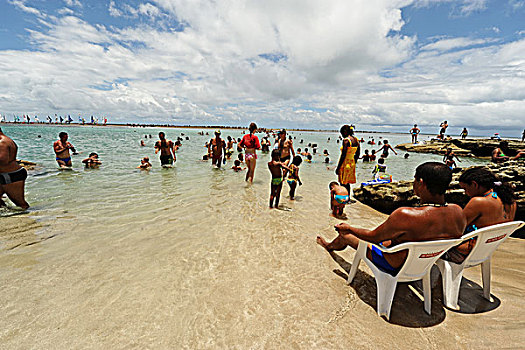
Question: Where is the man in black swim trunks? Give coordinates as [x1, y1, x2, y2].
[154, 132, 176, 166]
[439, 121, 448, 140]
[0, 127, 29, 209]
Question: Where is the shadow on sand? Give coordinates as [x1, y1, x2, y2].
[329, 251, 501, 327]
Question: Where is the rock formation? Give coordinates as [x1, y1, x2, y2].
[396, 138, 525, 158]
[396, 141, 473, 157]
[451, 139, 525, 158]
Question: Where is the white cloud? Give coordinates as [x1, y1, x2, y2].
[64, 0, 82, 8]
[138, 3, 161, 18]
[58, 7, 75, 16]
[509, 0, 525, 11]
[109, 1, 162, 19]
[9, 0, 45, 17]
[109, 1, 123, 17]
[415, 0, 488, 16]
[0, 0, 524, 136]
[458, 0, 487, 15]
[421, 37, 495, 51]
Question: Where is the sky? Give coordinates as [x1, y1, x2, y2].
[0, 0, 524, 136]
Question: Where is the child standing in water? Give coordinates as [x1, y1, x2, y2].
[361, 149, 371, 162]
[287, 156, 303, 200]
[377, 139, 397, 158]
[268, 149, 286, 208]
[372, 157, 387, 177]
[370, 150, 377, 161]
[443, 147, 461, 169]
[329, 181, 349, 217]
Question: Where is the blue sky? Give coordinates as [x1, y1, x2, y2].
[0, 0, 524, 136]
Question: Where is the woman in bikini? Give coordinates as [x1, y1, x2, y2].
[239, 122, 261, 183]
[445, 167, 517, 263]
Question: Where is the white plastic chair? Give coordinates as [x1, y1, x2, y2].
[436, 221, 524, 310]
[347, 237, 462, 320]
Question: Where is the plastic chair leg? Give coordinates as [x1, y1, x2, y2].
[375, 277, 398, 320]
[481, 260, 493, 302]
[422, 272, 432, 315]
[436, 260, 464, 310]
[347, 255, 361, 284]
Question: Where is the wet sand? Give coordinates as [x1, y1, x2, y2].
[1, 201, 523, 349]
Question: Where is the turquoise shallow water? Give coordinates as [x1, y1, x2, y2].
[1, 123, 487, 224]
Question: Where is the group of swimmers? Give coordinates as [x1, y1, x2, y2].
[198, 125, 303, 208]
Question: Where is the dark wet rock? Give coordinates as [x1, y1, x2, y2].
[396, 141, 473, 157]
[451, 139, 525, 158]
[354, 161, 525, 237]
[396, 138, 525, 159]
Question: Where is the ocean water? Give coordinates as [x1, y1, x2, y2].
[0, 124, 489, 348]
[3, 124, 486, 222]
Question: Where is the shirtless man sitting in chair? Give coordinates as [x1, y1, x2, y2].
[317, 162, 466, 275]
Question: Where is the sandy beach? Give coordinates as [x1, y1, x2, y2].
[1, 199, 524, 349]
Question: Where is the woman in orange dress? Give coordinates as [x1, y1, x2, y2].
[335, 125, 360, 195]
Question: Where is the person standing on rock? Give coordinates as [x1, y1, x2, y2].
[460, 128, 468, 139]
[439, 121, 448, 140]
[522, 129, 524, 142]
[0, 127, 29, 209]
[409, 124, 420, 144]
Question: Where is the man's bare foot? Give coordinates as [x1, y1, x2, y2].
[316, 236, 332, 251]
